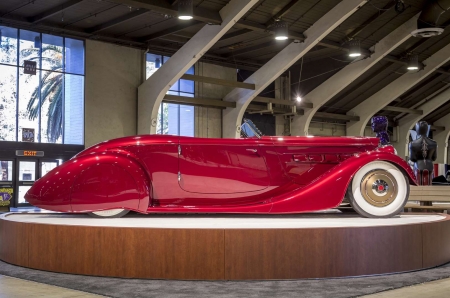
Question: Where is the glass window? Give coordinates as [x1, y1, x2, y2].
[41, 161, 58, 177]
[65, 38, 84, 75]
[180, 105, 194, 136]
[64, 74, 84, 145]
[0, 161, 13, 181]
[0, 65, 17, 141]
[145, 53, 161, 79]
[18, 70, 40, 142]
[0, 26, 84, 144]
[18, 186, 31, 204]
[19, 161, 36, 181]
[0, 26, 18, 65]
[19, 30, 40, 67]
[42, 34, 63, 71]
[146, 53, 195, 137]
[40, 71, 63, 144]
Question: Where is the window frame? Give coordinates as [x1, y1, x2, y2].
[146, 53, 195, 137]
[0, 26, 85, 145]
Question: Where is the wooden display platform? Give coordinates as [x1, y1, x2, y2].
[1, 213, 450, 280]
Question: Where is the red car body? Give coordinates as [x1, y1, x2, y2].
[25, 135, 416, 214]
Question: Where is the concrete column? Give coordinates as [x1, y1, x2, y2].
[85, 40, 142, 147]
[433, 114, 450, 164]
[394, 87, 450, 158]
[137, 0, 258, 134]
[346, 42, 450, 137]
[291, 15, 418, 136]
[222, 0, 368, 138]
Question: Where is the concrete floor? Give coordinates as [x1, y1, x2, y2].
[1, 273, 450, 298]
[0, 275, 104, 298]
[361, 277, 450, 298]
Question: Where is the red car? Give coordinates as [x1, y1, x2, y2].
[26, 121, 416, 218]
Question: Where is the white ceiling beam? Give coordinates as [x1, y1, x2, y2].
[346, 42, 450, 137]
[137, 0, 258, 134]
[222, 0, 369, 138]
[290, 14, 418, 136]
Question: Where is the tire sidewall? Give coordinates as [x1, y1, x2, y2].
[88, 209, 130, 218]
[348, 161, 410, 218]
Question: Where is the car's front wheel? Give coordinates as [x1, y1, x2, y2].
[88, 209, 130, 218]
[347, 161, 409, 218]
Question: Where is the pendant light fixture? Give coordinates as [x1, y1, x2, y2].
[348, 39, 361, 57]
[273, 20, 289, 40]
[34, 36, 41, 48]
[407, 54, 420, 71]
[178, 0, 193, 20]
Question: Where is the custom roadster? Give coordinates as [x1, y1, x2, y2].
[26, 120, 416, 218]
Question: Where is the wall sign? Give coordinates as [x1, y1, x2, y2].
[0, 188, 13, 207]
[24, 60, 37, 75]
[16, 150, 44, 157]
[22, 128, 35, 142]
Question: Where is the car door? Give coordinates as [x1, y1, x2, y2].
[178, 137, 270, 194]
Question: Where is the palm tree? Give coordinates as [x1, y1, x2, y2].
[24, 45, 63, 143]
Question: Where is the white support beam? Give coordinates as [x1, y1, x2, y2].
[346, 42, 450, 137]
[434, 115, 450, 164]
[222, 0, 368, 138]
[137, 0, 258, 134]
[394, 87, 450, 158]
[290, 14, 418, 136]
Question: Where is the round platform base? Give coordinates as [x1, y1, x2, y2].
[1, 213, 450, 280]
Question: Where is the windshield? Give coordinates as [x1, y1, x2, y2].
[240, 119, 263, 139]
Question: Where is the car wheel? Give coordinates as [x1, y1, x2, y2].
[347, 161, 410, 218]
[88, 209, 130, 218]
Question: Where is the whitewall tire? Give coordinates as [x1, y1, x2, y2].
[347, 161, 409, 218]
[88, 209, 130, 218]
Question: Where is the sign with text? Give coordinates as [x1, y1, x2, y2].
[0, 187, 13, 206]
[24, 60, 37, 75]
[16, 150, 44, 157]
[22, 128, 35, 142]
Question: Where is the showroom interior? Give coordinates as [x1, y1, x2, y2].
[1, 0, 450, 297]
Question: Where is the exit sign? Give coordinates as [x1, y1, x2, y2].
[16, 150, 44, 157]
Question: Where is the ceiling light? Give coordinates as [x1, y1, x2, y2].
[407, 54, 420, 71]
[34, 36, 41, 48]
[178, 0, 193, 20]
[273, 20, 289, 41]
[296, 96, 302, 102]
[348, 39, 361, 57]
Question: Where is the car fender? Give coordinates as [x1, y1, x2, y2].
[69, 151, 151, 213]
[269, 148, 416, 213]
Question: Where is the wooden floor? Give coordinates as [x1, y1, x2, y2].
[1, 213, 450, 280]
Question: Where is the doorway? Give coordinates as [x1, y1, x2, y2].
[15, 158, 60, 206]
[0, 158, 61, 208]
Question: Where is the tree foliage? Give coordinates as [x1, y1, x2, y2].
[25, 45, 63, 143]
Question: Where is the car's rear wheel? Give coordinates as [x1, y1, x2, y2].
[88, 209, 129, 218]
[347, 161, 409, 218]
